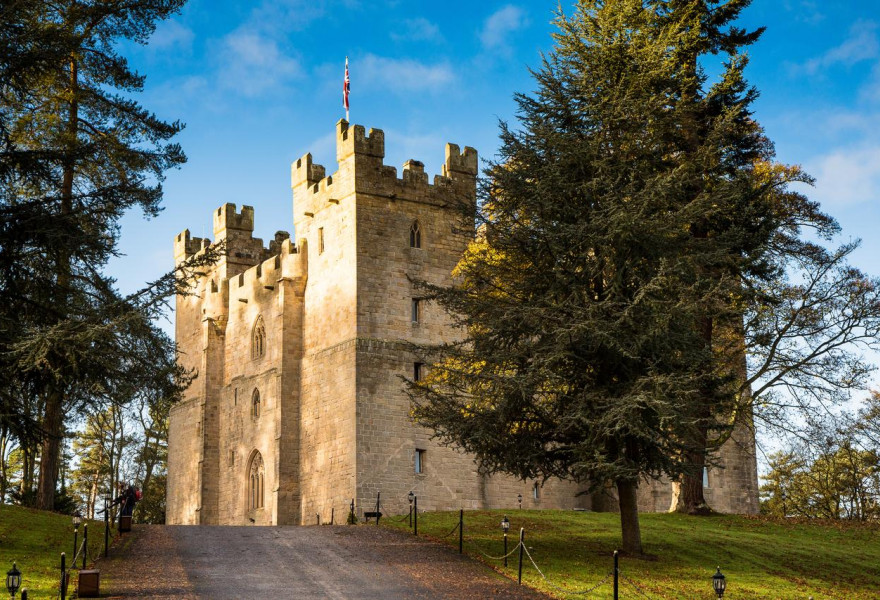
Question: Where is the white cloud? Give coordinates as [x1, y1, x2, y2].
[391, 18, 443, 43]
[797, 20, 879, 75]
[358, 55, 454, 94]
[480, 5, 528, 52]
[807, 145, 880, 208]
[149, 20, 194, 51]
[217, 30, 301, 96]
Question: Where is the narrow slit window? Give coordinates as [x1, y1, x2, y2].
[533, 482, 540, 500]
[415, 449, 425, 474]
[410, 220, 421, 248]
[252, 316, 266, 360]
[414, 362, 424, 381]
[252, 389, 261, 419]
[247, 452, 264, 510]
[411, 298, 421, 323]
[318, 227, 325, 254]
[703, 467, 710, 489]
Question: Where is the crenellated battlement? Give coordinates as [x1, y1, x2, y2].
[174, 229, 212, 263]
[214, 203, 254, 239]
[336, 120, 385, 162]
[290, 122, 478, 222]
[443, 143, 478, 179]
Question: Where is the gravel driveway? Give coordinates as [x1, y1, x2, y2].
[99, 525, 550, 599]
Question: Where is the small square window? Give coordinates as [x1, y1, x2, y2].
[415, 449, 425, 474]
[414, 362, 424, 381]
[411, 298, 421, 323]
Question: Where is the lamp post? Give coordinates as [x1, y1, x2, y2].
[712, 567, 726, 599]
[501, 515, 510, 567]
[6, 562, 21, 599]
[407, 491, 414, 527]
[781, 490, 787, 517]
[517, 493, 522, 510]
[72, 513, 81, 560]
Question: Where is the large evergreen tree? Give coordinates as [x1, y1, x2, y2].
[0, 0, 192, 509]
[409, 0, 781, 555]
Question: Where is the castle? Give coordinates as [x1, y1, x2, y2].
[166, 120, 759, 525]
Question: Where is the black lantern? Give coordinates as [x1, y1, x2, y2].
[6, 562, 21, 598]
[712, 567, 726, 598]
[407, 491, 414, 505]
[517, 493, 522, 509]
[500, 515, 510, 532]
[72, 512, 82, 528]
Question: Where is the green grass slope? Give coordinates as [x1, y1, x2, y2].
[384, 509, 880, 599]
[0, 504, 108, 597]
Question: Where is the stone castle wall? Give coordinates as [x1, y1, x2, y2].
[166, 121, 760, 525]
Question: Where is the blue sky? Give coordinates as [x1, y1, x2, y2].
[110, 0, 880, 341]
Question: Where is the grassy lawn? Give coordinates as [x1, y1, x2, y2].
[383, 509, 880, 599]
[0, 504, 112, 597]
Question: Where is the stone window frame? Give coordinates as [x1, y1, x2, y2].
[411, 298, 421, 324]
[409, 220, 422, 249]
[532, 481, 540, 500]
[415, 448, 426, 474]
[251, 388, 261, 419]
[413, 362, 424, 382]
[252, 315, 266, 360]
[247, 450, 265, 511]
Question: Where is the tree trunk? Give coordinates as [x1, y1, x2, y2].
[38, 54, 78, 510]
[0, 425, 8, 503]
[36, 388, 64, 509]
[616, 479, 643, 555]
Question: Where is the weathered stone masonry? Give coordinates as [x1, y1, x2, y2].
[166, 120, 760, 525]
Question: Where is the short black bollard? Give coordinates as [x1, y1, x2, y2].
[331, 507, 334, 525]
[413, 496, 418, 536]
[82, 523, 88, 570]
[60, 552, 67, 600]
[458, 509, 463, 554]
[517, 528, 525, 585]
[316, 513, 320, 526]
[349, 498, 355, 525]
[20, 589, 27, 600]
[375, 491, 381, 527]
[613, 550, 619, 600]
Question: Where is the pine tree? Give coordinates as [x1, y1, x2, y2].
[0, 0, 190, 510]
[408, 0, 781, 554]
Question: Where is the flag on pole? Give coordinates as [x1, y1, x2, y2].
[343, 57, 350, 121]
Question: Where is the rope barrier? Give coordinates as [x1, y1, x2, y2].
[620, 573, 660, 600]
[436, 521, 461, 539]
[462, 537, 522, 561]
[522, 544, 613, 596]
[387, 511, 411, 523]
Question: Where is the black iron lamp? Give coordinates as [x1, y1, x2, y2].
[517, 493, 522, 509]
[72, 512, 81, 528]
[712, 567, 726, 599]
[6, 562, 21, 599]
[407, 491, 414, 505]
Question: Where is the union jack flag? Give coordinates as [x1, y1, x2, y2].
[343, 57, 350, 119]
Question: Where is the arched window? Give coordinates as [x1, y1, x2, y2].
[247, 451, 264, 511]
[251, 389, 261, 419]
[409, 220, 421, 248]
[252, 316, 266, 360]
